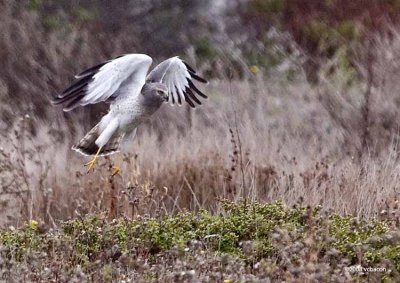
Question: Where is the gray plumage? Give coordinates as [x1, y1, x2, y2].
[52, 54, 207, 156]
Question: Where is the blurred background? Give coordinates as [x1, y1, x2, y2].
[1, 0, 400, 227]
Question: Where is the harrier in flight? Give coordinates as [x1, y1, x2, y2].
[52, 54, 207, 174]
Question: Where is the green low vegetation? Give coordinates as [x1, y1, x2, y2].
[0, 201, 399, 281]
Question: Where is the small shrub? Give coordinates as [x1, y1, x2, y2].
[0, 201, 398, 281]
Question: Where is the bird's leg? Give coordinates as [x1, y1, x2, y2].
[111, 165, 120, 177]
[85, 147, 102, 173]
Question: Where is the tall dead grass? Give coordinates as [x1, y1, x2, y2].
[2, 43, 400, 227]
[1, 1, 400, 227]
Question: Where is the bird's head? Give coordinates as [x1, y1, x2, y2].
[152, 83, 169, 101]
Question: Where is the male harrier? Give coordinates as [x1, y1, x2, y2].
[52, 54, 207, 174]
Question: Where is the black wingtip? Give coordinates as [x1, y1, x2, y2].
[183, 62, 196, 73]
[183, 90, 196, 108]
[60, 75, 92, 97]
[188, 81, 208, 99]
[184, 62, 208, 84]
[186, 100, 196, 108]
[62, 94, 85, 111]
[75, 61, 108, 79]
[190, 73, 208, 84]
[186, 88, 202, 105]
[175, 86, 182, 105]
[51, 95, 69, 105]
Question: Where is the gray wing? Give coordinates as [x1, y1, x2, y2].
[52, 54, 153, 111]
[146, 57, 207, 108]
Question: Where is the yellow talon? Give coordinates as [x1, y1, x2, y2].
[111, 165, 120, 176]
[84, 147, 102, 173]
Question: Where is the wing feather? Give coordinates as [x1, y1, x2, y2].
[52, 54, 153, 111]
[183, 92, 195, 108]
[186, 88, 202, 105]
[63, 94, 86, 112]
[175, 86, 182, 105]
[59, 75, 93, 98]
[188, 81, 207, 98]
[146, 57, 207, 108]
[75, 61, 109, 79]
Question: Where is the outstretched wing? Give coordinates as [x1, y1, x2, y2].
[52, 54, 153, 111]
[146, 57, 207, 108]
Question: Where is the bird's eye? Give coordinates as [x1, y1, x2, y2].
[157, 90, 164, 95]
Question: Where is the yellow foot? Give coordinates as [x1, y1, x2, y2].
[84, 158, 97, 173]
[84, 147, 102, 174]
[111, 165, 120, 177]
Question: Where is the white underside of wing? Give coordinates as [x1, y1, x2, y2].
[81, 54, 153, 105]
[162, 57, 191, 105]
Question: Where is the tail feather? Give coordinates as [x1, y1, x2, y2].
[72, 123, 124, 156]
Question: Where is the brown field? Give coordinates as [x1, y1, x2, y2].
[1, 1, 400, 282]
[2, 44, 400, 226]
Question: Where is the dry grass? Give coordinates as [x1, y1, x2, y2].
[1, 55, 400, 226]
